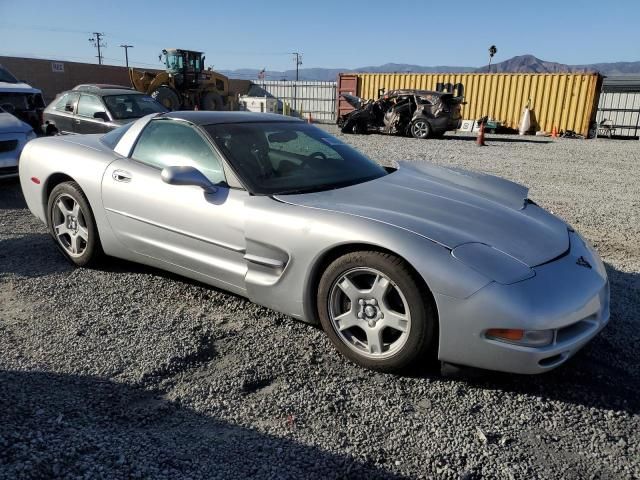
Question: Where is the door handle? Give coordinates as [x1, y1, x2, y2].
[112, 170, 132, 183]
[74, 119, 81, 124]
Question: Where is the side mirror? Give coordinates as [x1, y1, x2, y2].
[161, 166, 218, 193]
[93, 111, 109, 121]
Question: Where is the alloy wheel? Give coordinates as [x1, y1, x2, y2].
[51, 193, 89, 257]
[412, 120, 429, 138]
[328, 267, 411, 359]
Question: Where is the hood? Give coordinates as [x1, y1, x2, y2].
[0, 112, 32, 134]
[340, 93, 363, 109]
[0, 81, 42, 95]
[275, 161, 569, 267]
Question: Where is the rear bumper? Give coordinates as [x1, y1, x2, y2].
[436, 231, 609, 374]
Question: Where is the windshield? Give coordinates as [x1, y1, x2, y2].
[0, 65, 18, 83]
[103, 94, 167, 120]
[206, 122, 387, 195]
[166, 53, 183, 73]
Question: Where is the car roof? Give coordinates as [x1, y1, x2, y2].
[70, 85, 141, 96]
[165, 111, 304, 126]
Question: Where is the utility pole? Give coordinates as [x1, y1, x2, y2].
[89, 32, 106, 65]
[120, 44, 133, 68]
[291, 52, 303, 81]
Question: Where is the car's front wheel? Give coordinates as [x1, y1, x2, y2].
[151, 86, 181, 111]
[47, 182, 102, 267]
[317, 251, 437, 372]
[410, 119, 431, 139]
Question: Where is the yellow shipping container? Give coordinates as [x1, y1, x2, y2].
[347, 73, 602, 137]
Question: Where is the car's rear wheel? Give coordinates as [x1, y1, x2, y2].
[317, 251, 437, 372]
[47, 182, 102, 267]
[410, 119, 431, 139]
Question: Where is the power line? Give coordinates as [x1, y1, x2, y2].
[0, 23, 92, 35]
[88, 32, 106, 65]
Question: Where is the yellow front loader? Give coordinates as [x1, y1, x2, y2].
[129, 48, 233, 111]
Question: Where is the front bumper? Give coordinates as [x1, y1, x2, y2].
[0, 133, 27, 179]
[436, 231, 609, 374]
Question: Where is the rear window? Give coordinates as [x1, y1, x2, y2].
[100, 123, 133, 150]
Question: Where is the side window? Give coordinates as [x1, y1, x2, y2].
[53, 93, 69, 111]
[56, 92, 79, 113]
[77, 95, 106, 118]
[53, 92, 80, 113]
[131, 120, 225, 184]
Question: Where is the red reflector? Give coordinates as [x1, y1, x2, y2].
[31, 177, 41, 184]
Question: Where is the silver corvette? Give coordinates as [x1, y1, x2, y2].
[19, 112, 609, 374]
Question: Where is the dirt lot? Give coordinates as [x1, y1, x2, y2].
[1, 130, 639, 479]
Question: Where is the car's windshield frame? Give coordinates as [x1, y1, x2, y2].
[204, 121, 388, 196]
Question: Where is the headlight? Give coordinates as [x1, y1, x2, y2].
[452, 242, 534, 284]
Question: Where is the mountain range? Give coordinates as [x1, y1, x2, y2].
[219, 55, 640, 82]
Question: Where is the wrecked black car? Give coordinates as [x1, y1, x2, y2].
[337, 89, 463, 139]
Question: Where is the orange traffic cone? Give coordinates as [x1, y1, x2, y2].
[476, 122, 486, 146]
[551, 125, 558, 138]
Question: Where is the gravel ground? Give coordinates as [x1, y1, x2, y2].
[1, 129, 639, 479]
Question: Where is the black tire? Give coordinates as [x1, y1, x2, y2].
[410, 119, 431, 139]
[341, 116, 367, 135]
[352, 121, 367, 134]
[201, 91, 224, 111]
[151, 86, 181, 111]
[340, 121, 354, 134]
[47, 181, 102, 267]
[317, 251, 437, 373]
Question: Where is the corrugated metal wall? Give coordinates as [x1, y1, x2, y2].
[344, 73, 601, 136]
[596, 77, 640, 138]
[250, 81, 336, 123]
[597, 92, 640, 137]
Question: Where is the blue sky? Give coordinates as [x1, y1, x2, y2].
[0, 0, 638, 72]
